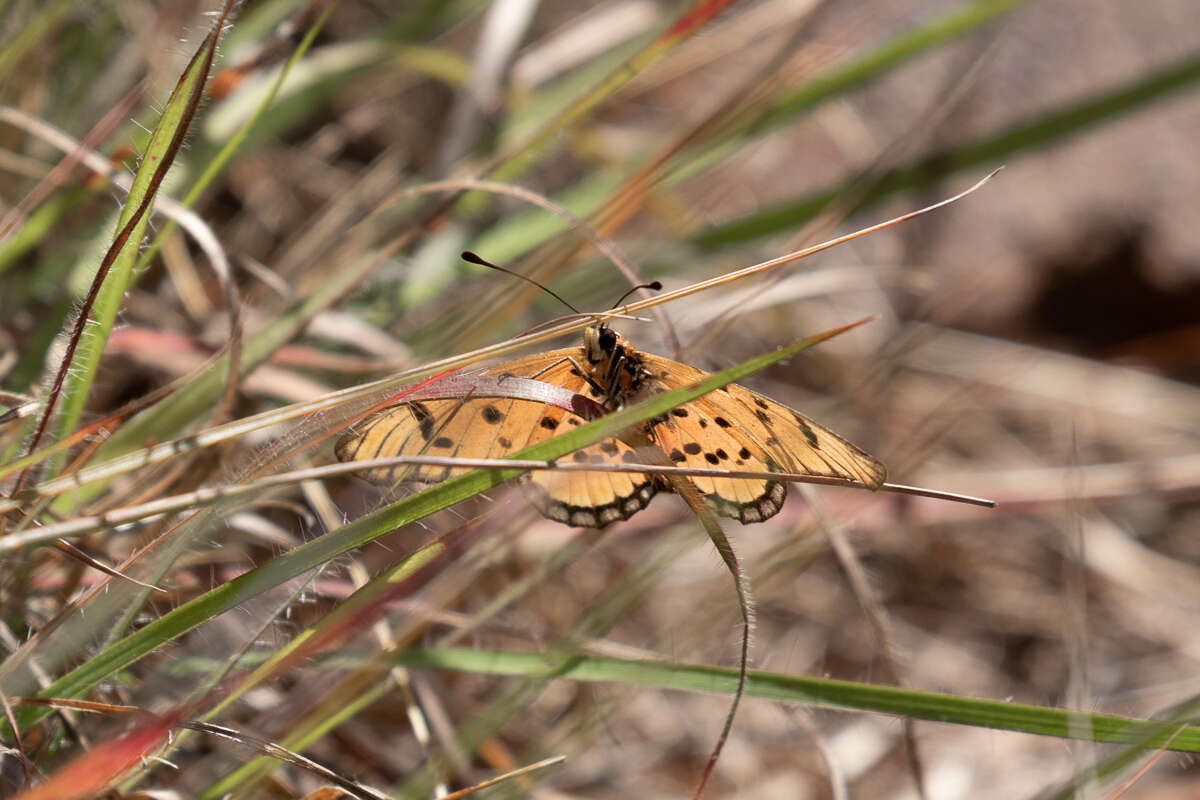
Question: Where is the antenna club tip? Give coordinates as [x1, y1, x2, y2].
[461, 250, 484, 264]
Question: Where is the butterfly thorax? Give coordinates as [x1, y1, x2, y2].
[583, 325, 651, 411]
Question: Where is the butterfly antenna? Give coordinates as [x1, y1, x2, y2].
[611, 280, 662, 310]
[462, 251, 580, 314]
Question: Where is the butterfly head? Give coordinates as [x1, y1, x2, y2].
[583, 324, 650, 409]
[583, 323, 618, 363]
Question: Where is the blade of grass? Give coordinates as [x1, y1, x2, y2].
[397, 647, 1200, 754]
[138, 6, 330, 275]
[6, 6, 326, 510]
[27, 4, 231, 482]
[1040, 695, 1200, 800]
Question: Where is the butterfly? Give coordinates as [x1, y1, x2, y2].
[335, 322, 887, 527]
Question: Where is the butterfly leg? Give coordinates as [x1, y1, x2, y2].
[519, 354, 602, 397]
[540, 354, 611, 407]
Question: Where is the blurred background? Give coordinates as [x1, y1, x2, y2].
[2, 0, 1200, 797]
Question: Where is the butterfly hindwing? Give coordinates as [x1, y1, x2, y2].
[493, 353, 658, 525]
[521, 408, 656, 526]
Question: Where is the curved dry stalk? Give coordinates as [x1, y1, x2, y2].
[178, 720, 393, 800]
[439, 755, 566, 799]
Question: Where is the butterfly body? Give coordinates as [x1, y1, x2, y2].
[336, 325, 886, 527]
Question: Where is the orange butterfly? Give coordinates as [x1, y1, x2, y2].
[335, 323, 887, 527]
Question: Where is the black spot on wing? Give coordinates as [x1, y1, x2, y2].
[411, 402, 436, 442]
[793, 413, 820, 448]
[482, 404, 504, 424]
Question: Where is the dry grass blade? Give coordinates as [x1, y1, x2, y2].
[181, 721, 393, 800]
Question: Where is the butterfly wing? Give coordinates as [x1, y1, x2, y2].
[639, 355, 886, 523]
[334, 348, 656, 527]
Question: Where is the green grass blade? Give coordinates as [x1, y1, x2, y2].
[40, 15, 224, 477]
[399, 647, 1200, 754]
[1040, 694, 1200, 799]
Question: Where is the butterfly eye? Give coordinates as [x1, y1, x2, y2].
[598, 327, 618, 352]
